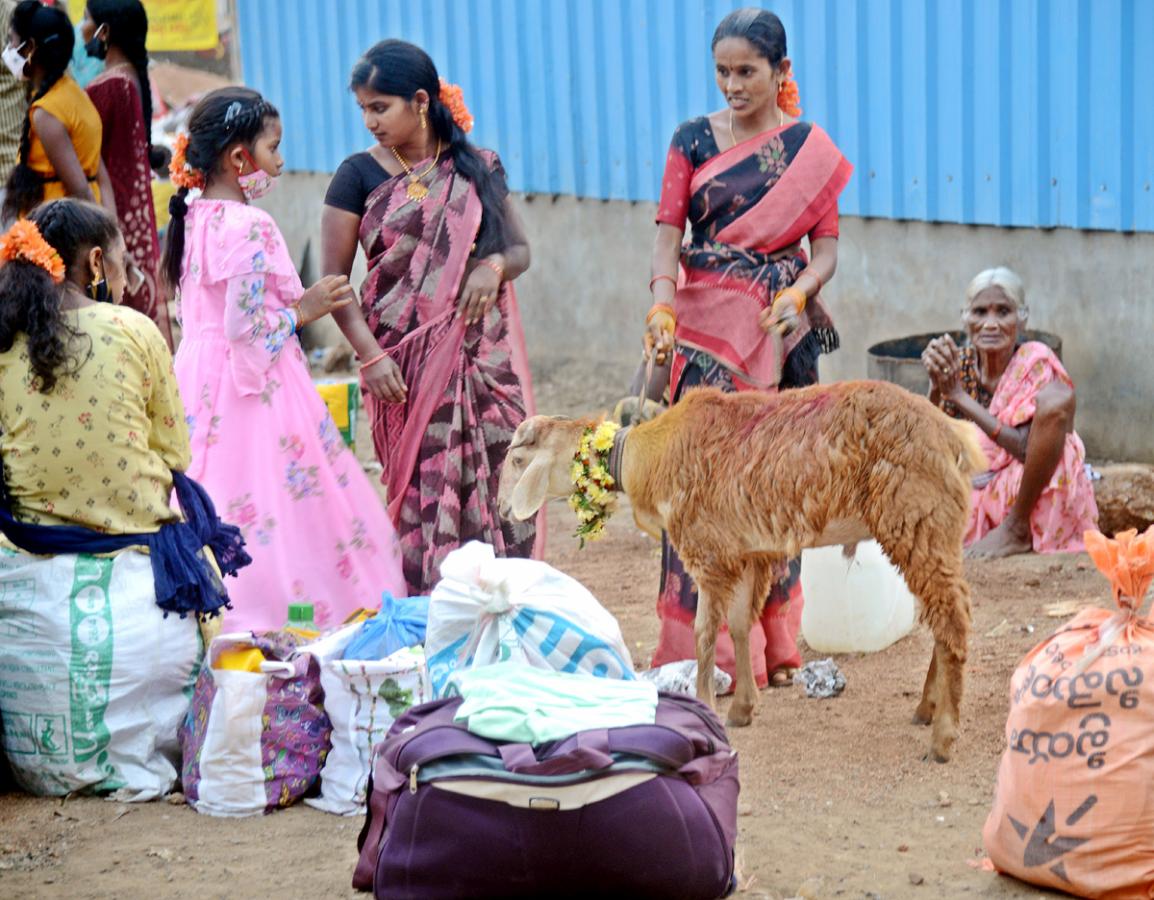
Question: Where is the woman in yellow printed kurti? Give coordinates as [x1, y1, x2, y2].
[0, 204, 186, 533]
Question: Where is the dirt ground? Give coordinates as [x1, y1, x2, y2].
[0, 362, 1101, 899]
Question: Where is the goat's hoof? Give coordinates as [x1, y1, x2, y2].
[726, 710, 754, 728]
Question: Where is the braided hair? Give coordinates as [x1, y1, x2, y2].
[87, 0, 168, 171]
[350, 40, 509, 257]
[159, 87, 279, 291]
[2, 1, 75, 222]
[0, 200, 119, 392]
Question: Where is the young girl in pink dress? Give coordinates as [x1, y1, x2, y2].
[162, 87, 405, 632]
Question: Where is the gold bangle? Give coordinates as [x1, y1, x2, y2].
[775, 286, 807, 315]
[646, 303, 676, 325]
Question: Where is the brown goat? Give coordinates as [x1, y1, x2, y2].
[497, 380, 986, 762]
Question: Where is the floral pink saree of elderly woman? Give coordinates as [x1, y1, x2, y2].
[652, 117, 852, 687]
[357, 154, 539, 594]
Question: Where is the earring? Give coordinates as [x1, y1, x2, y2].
[88, 277, 109, 303]
[419, 106, 427, 130]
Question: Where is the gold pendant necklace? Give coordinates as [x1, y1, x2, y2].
[390, 141, 442, 203]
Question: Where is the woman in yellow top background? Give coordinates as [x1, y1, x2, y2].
[0, 199, 187, 535]
[2, 1, 113, 223]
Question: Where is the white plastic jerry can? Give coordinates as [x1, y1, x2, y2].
[799, 540, 917, 654]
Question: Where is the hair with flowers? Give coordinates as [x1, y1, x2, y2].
[438, 79, 474, 133]
[169, 133, 206, 190]
[160, 87, 280, 290]
[351, 39, 508, 256]
[777, 75, 802, 117]
[0, 200, 121, 393]
[0, 219, 67, 284]
[713, 8, 802, 117]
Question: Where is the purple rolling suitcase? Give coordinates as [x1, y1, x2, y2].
[353, 692, 739, 899]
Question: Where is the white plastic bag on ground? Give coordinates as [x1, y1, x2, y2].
[0, 548, 202, 800]
[639, 660, 732, 696]
[425, 542, 636, 696]
[301, 623, 429, 815]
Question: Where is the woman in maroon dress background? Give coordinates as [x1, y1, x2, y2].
[81, 0, 171, 346]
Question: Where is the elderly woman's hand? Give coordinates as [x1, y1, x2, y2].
[922, 334, 962, 398]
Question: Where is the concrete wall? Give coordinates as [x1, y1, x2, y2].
[264, 174, 1153, 463]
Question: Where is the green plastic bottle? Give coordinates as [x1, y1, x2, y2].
[285, 602, 318, 638]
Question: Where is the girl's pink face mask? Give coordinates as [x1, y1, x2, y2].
[238, 148, 277, 201]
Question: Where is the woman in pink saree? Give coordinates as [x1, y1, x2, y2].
[322, 40, 537, 595]
[645, 9, 852, 689]
[923, 267, 1098, 557]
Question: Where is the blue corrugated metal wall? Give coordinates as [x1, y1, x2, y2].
[238, 0, 1154, 232]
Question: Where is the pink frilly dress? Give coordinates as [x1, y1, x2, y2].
[174, 199, 406, 631]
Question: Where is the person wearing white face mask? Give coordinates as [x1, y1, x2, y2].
[162, 87, 407, 633]
[1, 0, 115, 224]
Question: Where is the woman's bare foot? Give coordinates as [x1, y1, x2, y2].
[966, 518, 1033, 559]
[769, 667, 796, 687]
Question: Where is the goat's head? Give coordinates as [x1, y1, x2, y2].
[497, 415, 590, 521]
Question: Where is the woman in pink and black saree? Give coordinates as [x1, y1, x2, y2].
[322, 40, 538, 595]
[646, 9, 853, 689]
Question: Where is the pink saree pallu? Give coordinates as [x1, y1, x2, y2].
[964, 342, 1099, 553]
[357, 156, 540, 595]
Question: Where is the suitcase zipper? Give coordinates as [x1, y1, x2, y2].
[409, 763, 419, 794]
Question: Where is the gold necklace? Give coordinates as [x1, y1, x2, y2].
[728, 107, 785, 147]
[390, 140, 442, 202]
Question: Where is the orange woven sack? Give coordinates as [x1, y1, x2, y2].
[984, 526, 1154, 898]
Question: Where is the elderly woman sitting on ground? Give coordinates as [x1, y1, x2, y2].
[921, 267, 1098, 558]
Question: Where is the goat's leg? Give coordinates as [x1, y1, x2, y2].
[725, 564, 757, 727]
[726, 556, 776, 727]
[874, 509, 971, 762]
[912, 644, 938, 726]
[691, 573, 728, 713]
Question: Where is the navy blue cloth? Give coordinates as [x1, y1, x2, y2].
[0, 471, 250, 618]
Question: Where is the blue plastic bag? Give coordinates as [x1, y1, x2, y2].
[341, 594, 430, 660]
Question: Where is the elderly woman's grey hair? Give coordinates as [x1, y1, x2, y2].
[964, 267, 1028, 321]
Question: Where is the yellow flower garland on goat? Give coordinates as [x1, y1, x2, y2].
[568, 421, 620, 546]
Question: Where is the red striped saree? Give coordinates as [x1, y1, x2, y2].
[653, 117, 852, 686]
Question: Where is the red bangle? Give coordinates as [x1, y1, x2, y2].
[359, 351, 389, 372]
[649, 274, 677, 293]
[481, 257, 504, 280]
[990, 421, 1004, 441]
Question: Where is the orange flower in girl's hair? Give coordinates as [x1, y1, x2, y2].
[777, 75, 802, 118]
[169, 133, 205, 190]
[0, 219, 66, 284]
[438, 79, 473, 133]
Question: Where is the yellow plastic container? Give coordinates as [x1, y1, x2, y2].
[215, 646, 265, 672]
[315, 379, 360, 452]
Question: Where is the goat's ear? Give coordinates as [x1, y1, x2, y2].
[510, 454, 553, 520]
[509, 418, 539, 451]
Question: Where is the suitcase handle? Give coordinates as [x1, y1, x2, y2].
[498, 730, 615, 775]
